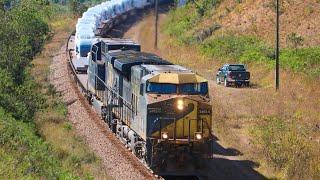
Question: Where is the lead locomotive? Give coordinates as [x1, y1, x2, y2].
[87, 39, 213, 174]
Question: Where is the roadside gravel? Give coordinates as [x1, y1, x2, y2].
[49, 46, 154, 180]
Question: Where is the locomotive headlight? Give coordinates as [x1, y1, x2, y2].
[195, 132, 202, 140]
[177, 99, 184, 110]
[161, 132, 169, 140]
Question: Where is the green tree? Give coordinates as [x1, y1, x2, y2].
[69, 0, 88, 17]
[190, 0, 221, 16]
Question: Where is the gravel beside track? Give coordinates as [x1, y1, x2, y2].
[50, 46, 155, 180]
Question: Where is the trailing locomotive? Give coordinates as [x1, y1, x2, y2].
[86, 39, 213, 173]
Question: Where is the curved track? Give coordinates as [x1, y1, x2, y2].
[52, 11, 161, 180]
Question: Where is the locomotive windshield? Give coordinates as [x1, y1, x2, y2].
[179, 82, 208, 95]
[146, 83, 177, 94]
[79, 45, 91, 57]
[146, 82, 208, 95]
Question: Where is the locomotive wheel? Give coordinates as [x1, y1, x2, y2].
[106, 114, 111, 128]
[87, 93, 93, 105]
[111, 119, 117, 133]
[145, 139, 153, 167]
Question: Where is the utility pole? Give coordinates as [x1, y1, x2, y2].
[154, 0, 159, 49]
[275, 0, 280, 91]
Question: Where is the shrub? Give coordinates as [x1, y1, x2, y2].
[286, 33, 304, 50]
[252, 117, 320, 179]
[281, 47, 320, 76]
[191, 0, 222, 16]
[0, 108, 76, 179]
[200, 34, 320, 76]
[163, 4, 200, 44]
[0, 69, 45, 121]
[200, 35, 274, 63]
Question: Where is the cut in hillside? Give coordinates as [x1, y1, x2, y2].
[189, 0, 320, 47]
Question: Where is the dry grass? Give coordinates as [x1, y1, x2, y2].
[198, 0, 320, 47]
[125, 11, 320, 179]
[31, 14, 110, 179]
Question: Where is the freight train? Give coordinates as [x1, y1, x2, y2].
[67, 0, 213, 176]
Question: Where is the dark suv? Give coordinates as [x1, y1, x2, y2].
[216, 64, 250, 87]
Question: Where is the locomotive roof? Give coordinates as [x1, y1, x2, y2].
[141, 64, 191, 73]
[99, 38, 140, 45]
[148, 73, 208, 84]
[106, 50, 172, 77]
[142, 65, 208, 84]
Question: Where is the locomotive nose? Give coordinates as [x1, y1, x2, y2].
[148, 97, 200, 140]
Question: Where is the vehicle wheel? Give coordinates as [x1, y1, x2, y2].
[224, 78, 229, 87]
[216, 76, 220, 85]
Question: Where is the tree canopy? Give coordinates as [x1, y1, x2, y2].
[0, 0, 51, 120]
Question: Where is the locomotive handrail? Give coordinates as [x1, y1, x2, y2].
[94, 72, 135, 122]
[157, 117, 205, 142]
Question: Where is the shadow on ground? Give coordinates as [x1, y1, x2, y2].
[203, 135, 265, 180]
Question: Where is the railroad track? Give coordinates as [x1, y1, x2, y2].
[66, 35, 163, 180]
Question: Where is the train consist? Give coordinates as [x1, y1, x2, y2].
[67, 0, 213, 175]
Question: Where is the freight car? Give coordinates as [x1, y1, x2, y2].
[86, 39, 213, 173]
[73, 0, 174, 72]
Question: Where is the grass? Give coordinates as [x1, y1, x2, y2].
[0, 108, 76, 179]
[30, 12, 110, 179]
[200, 35, 274, 64]
[162, 4, 200, 44]
[200, 34, 320, 76]
[0, 3, 110, 179]
[281, 47, 320, 76]
[164, 3, 320, 77]
[250, 117, 320, 179]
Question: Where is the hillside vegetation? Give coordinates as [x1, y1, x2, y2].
[0, 0, 107, 178]
[164, 0, 320, 76]
[159, 0, 320, 179]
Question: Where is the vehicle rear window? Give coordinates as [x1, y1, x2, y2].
[229, 65, 245, 71]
